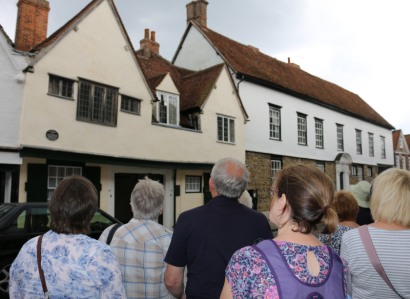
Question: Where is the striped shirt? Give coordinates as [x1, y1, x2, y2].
[341, 226, 410, 299]
[99, 218, 174, 299]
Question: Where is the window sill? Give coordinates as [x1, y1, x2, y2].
[47, 93, 74, 101]
[151, 122, 202, 133]
[217, 141, 236, 145]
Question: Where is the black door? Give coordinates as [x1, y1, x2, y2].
[203, 172, 211, 204]
[26, 164, 47, 202]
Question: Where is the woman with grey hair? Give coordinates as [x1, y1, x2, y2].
[99, 177, 174, 299]
[238, 190, 253, 208]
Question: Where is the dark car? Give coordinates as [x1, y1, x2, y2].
[0, 202, 121, 298]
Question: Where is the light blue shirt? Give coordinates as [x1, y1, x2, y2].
[9, 230, 126, 299]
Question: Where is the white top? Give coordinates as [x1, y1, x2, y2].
[341, 226, 410, 299]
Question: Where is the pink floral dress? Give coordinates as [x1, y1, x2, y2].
[225, 240, 347, 298]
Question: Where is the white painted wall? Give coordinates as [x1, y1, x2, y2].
[174, 26, 394, 167]
[0, 31, 27, 202]
[0, 32, 26, 163]
[238, 80, 394, 166]
[174, 27, 223, 71]
[20, 1, 245, 165]
[156, 73, 179, 94]
[175, 169, 207, 219]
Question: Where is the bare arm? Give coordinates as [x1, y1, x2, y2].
[219, 278, 233, 299]
[164, 264, 185, 299]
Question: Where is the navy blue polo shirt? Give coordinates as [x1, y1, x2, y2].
[164, 195, 273, 299]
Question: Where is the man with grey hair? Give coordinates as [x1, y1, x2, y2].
[99, 177, 173, 299]
[164, 157, 273, 299]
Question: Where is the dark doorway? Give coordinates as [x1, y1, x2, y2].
[0, 172, 4, 203]
[248, 189, 258, 210]
[203, 172, 211, 204]
[339, 172, 344, 190]
[114, 173, 164, 224]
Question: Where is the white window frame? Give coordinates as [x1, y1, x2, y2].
[402, 156, 407, 170]
[157, 92, 179, 126]
[356, 129, 362, 155]
[269, 105, 281, 140]
[381, 136, 386, 159]
[185, 176, 202, 193]
[316, 162, 325, 172]
[357, 165, 364, 181]
[217, 115, 235, 143]
[48, 74, 74, 99]
[48, 165, 82, 199]
[315, 118, 324, 149]
[297, 113, 307, 145]
[351, 165, 357, 176]
[367, 167, 372, 177]
[336, 124, 344, 151]
[271, 159, 282, 178]
[368, 133, 374, 157]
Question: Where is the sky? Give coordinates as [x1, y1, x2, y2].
[1, 0, 409, 133]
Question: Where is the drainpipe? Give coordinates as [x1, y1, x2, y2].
[236, 74, 244, 90]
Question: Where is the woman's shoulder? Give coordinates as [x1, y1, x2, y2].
[229, 244, 266, 266]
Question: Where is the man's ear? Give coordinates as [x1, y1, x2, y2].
[209, 177, 214, 190]
[209, 177, 218, 197]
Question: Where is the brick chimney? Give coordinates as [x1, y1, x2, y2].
[15, 0, 50, 51]
[186, 0, 208, 28]
[139, 28, 159, 57]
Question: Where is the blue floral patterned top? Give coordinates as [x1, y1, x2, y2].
[9, 230, 126, 299]
[225, 240, 347, 298]
[318, 224, 354, 254]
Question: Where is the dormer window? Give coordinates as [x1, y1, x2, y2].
[156, 92, 179, 126]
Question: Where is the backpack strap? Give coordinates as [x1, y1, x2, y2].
[106, 223, 122, 245]
[358, 225, 404, 299]
[253, 240, 284, 298]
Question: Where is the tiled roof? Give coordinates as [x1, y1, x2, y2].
[193, 24, 394, 130]
[392, 130, 401, 150]
[405, 134, 410, 149]
[136, 50, 225, 112]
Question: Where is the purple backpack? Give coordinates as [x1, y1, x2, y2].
[253, 240, 345, 299]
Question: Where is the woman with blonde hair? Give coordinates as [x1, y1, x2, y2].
[221, 164, 347, 298]
[341, 168, 410, 298]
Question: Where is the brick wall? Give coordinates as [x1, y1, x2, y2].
[245, 151, 272, 211]
[246, 152, 343, 211]
[15, 0, 50, 51]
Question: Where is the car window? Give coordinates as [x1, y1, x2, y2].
[90, 210, 116, 231]
[0, 204, 15, 219]
[5, 210, 26, 233]
[31, 208, 50, 233]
